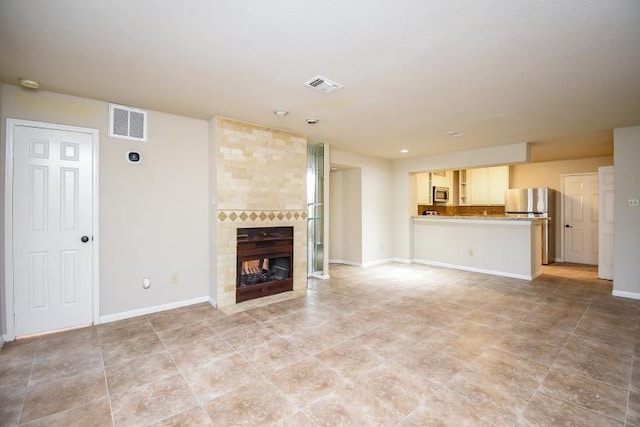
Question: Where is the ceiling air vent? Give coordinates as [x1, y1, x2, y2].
[304, 75, 343, 94]
[109, 103, 148, 142]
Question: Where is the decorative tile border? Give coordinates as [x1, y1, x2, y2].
[217, 209, 307, 222]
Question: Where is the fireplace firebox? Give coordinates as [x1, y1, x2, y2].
[236, 227, 293, 303]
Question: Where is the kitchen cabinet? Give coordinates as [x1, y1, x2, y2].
[458, 170, 468, 205]
[468, 166, 509, 205]
[416, 172, 431, 204]
[488, 166, 509, 204]
[430, 171, 448, 187]
[416, 171, 455, 205]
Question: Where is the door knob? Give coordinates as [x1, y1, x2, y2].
[565, 224, 573, 228]
[81, 235, 90, 243]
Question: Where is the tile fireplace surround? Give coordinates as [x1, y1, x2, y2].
[213, 117, 307, 308]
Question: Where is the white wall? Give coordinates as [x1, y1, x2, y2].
[613, 126, 640, 298]
[0, 80, 4, 341]
[343, 168, 363, 265]
[329, 168, 362, 265]
[329, 169, 344, 262]
[208, 118, 218, 304]
[1, 84, 210, 319]
[392, 142, 531, 261]
[413, 219, 542, 280]
[330, 149, 393, 266]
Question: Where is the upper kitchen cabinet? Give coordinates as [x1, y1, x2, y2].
[468, 166, 509, 205]
[416, 172, 431, 204]
[458, 170, 468, 205]
[416, 171, 454, 205]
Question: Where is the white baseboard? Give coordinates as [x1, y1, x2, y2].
[412, 258, 535, 281]
[99, 296, 211, 324]
[208, 297, 217, 308]
[0, 335, 5, 348]
[391, 258, 412, 264]
[554, 257, 563, 263]
[612, 290, 640, 300]
[362, 258, 393, 268]
[329, 259, 362, 267]
[308, 272, 330, 280]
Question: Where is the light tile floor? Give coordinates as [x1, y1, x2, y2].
[1, 263, 639, 426]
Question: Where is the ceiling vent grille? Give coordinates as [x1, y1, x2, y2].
[304, 75, 343, 94]
[109, 103, 148, 142]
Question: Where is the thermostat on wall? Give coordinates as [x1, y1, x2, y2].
[127, 151, 141, 163]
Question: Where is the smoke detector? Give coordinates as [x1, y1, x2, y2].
[304, 75, 343, 94]
[444, 130, 464, 137]
[19, 79, 40, 89]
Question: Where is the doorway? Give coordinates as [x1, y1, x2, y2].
[562, 173, 598, 265]
[4, 119, 99, 340]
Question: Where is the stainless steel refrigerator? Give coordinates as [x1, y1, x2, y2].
[505, 187, 556, 264]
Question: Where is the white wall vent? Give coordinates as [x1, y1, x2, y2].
[109, 103, 148, 142]
[304, 75, 343, 94]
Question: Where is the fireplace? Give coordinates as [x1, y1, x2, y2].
[236, 226, 293, 303]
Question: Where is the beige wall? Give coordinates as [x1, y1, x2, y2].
[0, 81, 4, 340]
[330, 149, 393, 266]
[213, 117, 307, 308]
[510, 156, 613, 190]
[613, 126, 640, 298]
[328, 170, 344, 262]
[1, 84, 210, 318]
[329, 168, 363, 265]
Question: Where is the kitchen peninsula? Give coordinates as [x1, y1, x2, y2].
[412, 216, 543, 280]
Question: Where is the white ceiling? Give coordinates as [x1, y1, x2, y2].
[1, 0, 638, 160]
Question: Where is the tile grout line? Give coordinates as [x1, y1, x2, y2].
[97, 326, 117, 427]
[211, 307, 345, 425]
[148, 316, 216, 425]
[510, 293, 576, 424]
[524, 297, 629, 425]
[623, 345, 638, 427]
[16, 336, 41, 425]
[3, 264, 631, 426]
[234, 341, 323, 425]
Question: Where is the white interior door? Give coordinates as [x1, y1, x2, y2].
[11, 122, 94, 336]
[598, 166, 614, 280]
[563, 173, 599, 265]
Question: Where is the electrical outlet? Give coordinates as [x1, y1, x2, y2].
[628, 198, 639, 207]
[170, 273, 178, 284]
[142, 277, 151, 289]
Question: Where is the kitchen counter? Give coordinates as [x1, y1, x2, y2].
[411, 216, 543, 280]
[414, 215, 545, 222]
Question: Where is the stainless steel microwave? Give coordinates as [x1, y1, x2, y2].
[433, 186, 450, 203]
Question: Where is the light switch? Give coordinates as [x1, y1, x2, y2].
[628, 198, 639, 207]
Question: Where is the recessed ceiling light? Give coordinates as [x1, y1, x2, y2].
[400, 149, 409, 154]
[444, 130, 464, 137]
[19, 78, 40, 89]
[274, 109, 288, 118]
[306, 118, 319, 125]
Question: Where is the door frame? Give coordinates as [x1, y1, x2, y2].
[560, 172, 598, 264]
[4, 119, 100, 341]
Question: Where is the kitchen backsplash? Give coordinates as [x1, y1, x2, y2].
[417, 205, 506, 216]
